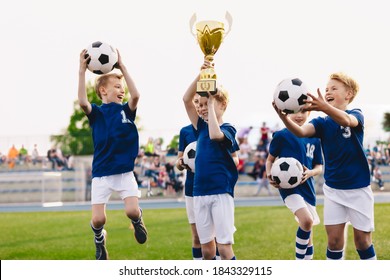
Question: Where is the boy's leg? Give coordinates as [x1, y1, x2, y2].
[216, 243, 235, 260]
[191, 224, 203, 260]
[213, 194, 236, 260]
[325, 224, 346, 260]
[91, 204, 108, 260]
[201, 240, 217, 260]
[124, 196, 148, 244]
[353, 229, 376, 260]
[186, 196, 203, 260]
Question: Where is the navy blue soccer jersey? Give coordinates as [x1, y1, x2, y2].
[310, 108, 370, 189]
[269, 128, 323, 206]
[87, 102, 139, 178]
[179, 124, 196, 197]
[193, 118, 240, 197]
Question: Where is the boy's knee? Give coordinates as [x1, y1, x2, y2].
[91, 215, 106, 228]
[126, 207, 141, 220]
[300, 217, 313, 231]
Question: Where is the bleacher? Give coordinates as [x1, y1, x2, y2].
[0, 161, 86, 204]
[0, 155, 389, 204]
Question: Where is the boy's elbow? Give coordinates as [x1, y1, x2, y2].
[209, 132, 224, 141]
[133, 94, 140, 101]
[183, 96, 190, 104]
[79, 102, 90, 113]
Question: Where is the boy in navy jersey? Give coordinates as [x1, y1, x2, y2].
[177, 95, 221, 260]
[274, 72, 376, 260]
[78, 49, 147, 260]
[266, 110, 323, 259]
[176, 95, 202, 260]
[183, 61, 239, 260]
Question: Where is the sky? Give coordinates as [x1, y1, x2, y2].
[1, 0, 389, 154]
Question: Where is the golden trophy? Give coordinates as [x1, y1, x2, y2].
[190, 12, 232, 96]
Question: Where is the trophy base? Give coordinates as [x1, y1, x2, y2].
[196, 80, 217, 97]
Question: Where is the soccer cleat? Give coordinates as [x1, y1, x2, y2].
[95, 229, 108, 260]
[132, 211, 148, 244]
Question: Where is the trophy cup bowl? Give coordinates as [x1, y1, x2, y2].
[190, 12, 232, 97]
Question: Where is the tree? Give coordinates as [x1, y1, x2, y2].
[382, 112, 390, 132]
[51, 81, 141, 155]
[166, 134, 179, 155]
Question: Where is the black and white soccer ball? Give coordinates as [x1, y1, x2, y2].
[273, 78, 309, 114]
[270, 157, 304, 189]
[85, 41, 118, 75]
[183, 141, 196, 172]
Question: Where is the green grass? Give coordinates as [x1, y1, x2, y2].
[1, 203, 390, 260]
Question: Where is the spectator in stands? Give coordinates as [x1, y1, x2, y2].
[254, 157, 272, 196]
[260, 122, 270, 145]
[373, 166, 384, 191]
[0, 151, 6, 166]
[154, 138, 164, 156]
[157, 165, 175, 195]
[247, 155, 263, 180]
[7, 144, 19, 169]
[238, 138, 252, 174]
[47, 146, 66, 170]
[144, 137, 156, 157]
[139, 156, 150, 176]
[31, 144, 42, 165]
[255, 139, 268, 158]
[66, 154, 75, 170]
[19, 145, 28, 163]
[144, 155, 161, 182]
[237, 126, 252, 145]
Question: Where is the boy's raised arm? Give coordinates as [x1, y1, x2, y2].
[78, 49, 92, 115]
[115, 50, 140, 112]
[183, 76, 200, 129]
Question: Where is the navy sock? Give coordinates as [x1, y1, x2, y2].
[326, 248, 343, 260]
[296, 227, 311, 259]
[305, 245, 314, 260]
[357, 244, 376, 260]
[192, 247, 203, 260]
[91, 222, 104, 242]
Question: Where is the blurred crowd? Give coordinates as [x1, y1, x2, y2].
[0, 144, 74, 171]
[1, 123, 388, 197]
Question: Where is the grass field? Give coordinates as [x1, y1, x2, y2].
[1, 203, 390, 260]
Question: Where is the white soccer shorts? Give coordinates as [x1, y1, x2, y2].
[91, 171, 139, 204]
[193, 193, 236, 245]
[323, 184, 374, 232]
[284, 194, 320, 225]
[185, 196, 196, 224]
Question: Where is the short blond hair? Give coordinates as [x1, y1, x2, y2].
[329, 72, 359, 103]
[215, 86, 229, 111]
[95, 73, 123, 99]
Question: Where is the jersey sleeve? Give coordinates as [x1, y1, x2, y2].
[178, 128, 186, 152]
[268, 131, 283, 157]
[195, 117, 205, 138]
[86, 103, 98, 126]
[349, 108, 364, 129]
[123, 103, 136, 121]
[309, 116, 324, 138]
[220, 124, 239, 153]
[312, 139, 323, 166]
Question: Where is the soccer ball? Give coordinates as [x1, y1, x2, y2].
[273, 78, 309, 114]
[85, 41, 118, 75]
[270, 157, 304, 189]
[183, 141, 196, 172]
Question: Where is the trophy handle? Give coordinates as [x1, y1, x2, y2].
[224, 11, 233, 37]
[189, 13, 197, 38]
